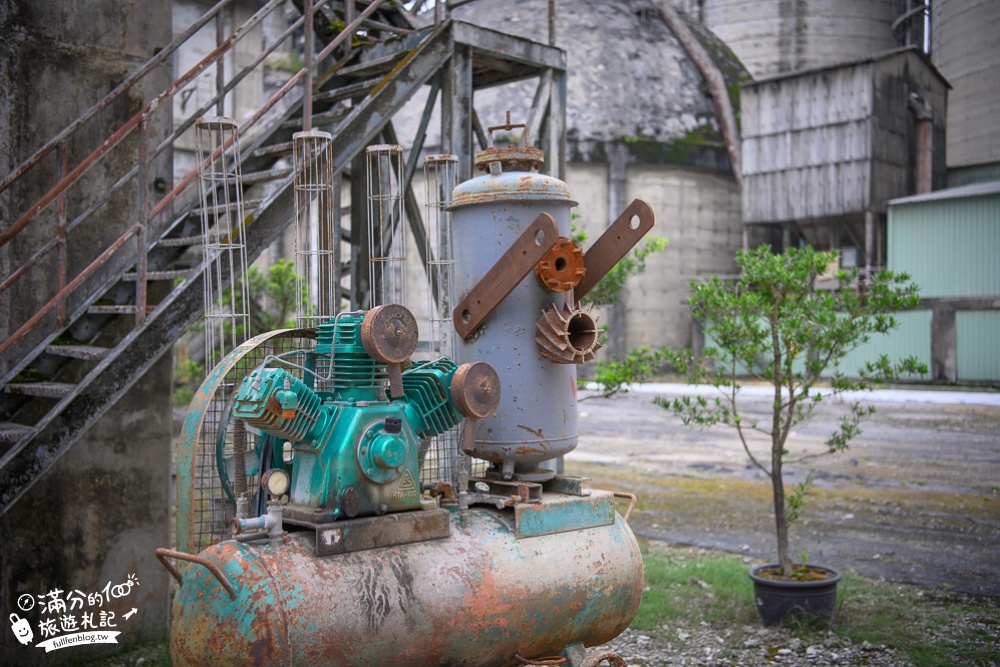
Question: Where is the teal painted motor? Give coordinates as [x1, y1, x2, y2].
[230, 304, 500, 524]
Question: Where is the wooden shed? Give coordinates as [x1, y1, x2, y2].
[740, 48, 950, 273]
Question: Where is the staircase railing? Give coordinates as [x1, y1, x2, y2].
[0, 0, 390, 368]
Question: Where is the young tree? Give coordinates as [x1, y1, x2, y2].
[658, 246, 925, 576]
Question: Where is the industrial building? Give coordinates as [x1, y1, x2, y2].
[0, 0, 997, 662]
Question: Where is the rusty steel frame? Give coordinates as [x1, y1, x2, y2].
[1, 12, 569, 517]
[0, 0, 380, 359]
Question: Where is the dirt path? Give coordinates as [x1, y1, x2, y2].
[568, 386, 1000, 596]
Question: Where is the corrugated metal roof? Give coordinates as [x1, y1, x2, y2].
[888, 180, 1000, 205]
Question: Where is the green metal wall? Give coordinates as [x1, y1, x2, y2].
[957, 311, 1000, 381]
[887, 193, 1000, 298]
[838, 310, 933, 380]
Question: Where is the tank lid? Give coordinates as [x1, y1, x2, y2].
[451, 112, 576, 208]
[450, 170, 576, 208]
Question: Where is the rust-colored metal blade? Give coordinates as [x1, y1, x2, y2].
[575, 199, 655, 301]
[453, 212, 559, 339]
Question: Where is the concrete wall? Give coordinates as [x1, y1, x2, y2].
[623, 165, 742, 351]
[0, 1, 173, 662]
[0, 0, 173, 371]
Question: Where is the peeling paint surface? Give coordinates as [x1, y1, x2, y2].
[169, 501, 643, 666]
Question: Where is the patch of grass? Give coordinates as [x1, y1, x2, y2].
[633, 542, 757, 629]
[636, 544, 1000, 667]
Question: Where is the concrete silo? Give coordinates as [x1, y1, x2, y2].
[674, 0, 908, 78]
[932, 0, 1000, 185]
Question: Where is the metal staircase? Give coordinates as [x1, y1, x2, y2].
[0, 0, 567, 514]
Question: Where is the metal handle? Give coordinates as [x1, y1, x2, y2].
[155, 547, 236, 600]
[612, 491, 637, 523]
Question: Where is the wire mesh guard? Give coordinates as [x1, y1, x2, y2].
[419, 154, 462, 485]
[367, 144, 406, 309]
[194, 116, 250, 368]
[183, 330, 315, 552]
[293, 130, 339, 328]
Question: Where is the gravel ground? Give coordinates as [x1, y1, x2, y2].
[595, 625, 913, 667]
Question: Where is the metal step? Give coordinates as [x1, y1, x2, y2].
[0, 423, 32, 446]
[120, 269, 192, 282]
[190, 198, 265, 218]
[250, 140, 295, 159]
[87, 304, 157, 315]
[311, 79, 378, 105]
[44, 345, 110, 361]
[157, 234, 204, 248]
[241, 166, 292, 186]
[281, 104, 353, 131]
[6, 382, 76, 399]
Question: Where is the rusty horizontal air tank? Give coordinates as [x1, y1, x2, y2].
[166, 501, 643, 666]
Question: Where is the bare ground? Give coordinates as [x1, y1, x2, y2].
[569, 386, 1000, 596]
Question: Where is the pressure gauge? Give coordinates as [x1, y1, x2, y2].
[261, 469, 290, 498]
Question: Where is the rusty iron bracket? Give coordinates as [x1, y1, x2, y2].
[575, 199, 655, 302]
[155, 547, 236, 600]
[453, 212, 559, 339]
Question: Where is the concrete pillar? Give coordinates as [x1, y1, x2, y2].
[930, 305, 958, 383]
[606, 142, 629, 359]
[0, 1, 172, 663]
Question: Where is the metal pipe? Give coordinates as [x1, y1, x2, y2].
[909, 92, 934, 195]
[548, 0, 556, 46]
[154, 548, 237, 600]
[304, 0, 314, 131]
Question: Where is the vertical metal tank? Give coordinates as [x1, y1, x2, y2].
[450, 129, 579, 481]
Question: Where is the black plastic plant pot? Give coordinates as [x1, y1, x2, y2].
[748, 564, 842, 627]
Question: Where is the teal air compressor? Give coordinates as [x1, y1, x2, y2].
[160, 119, 653, 667]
